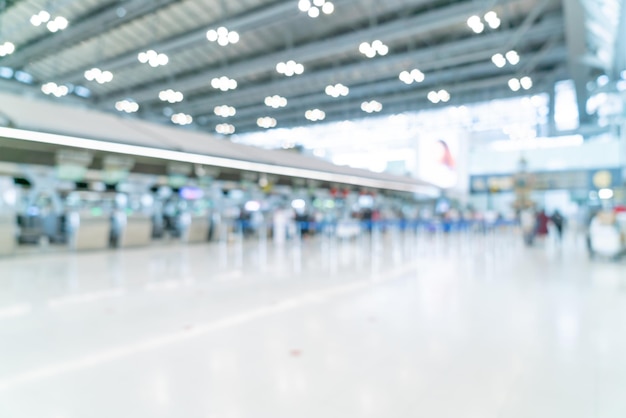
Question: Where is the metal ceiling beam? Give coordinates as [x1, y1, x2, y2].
[612, 0, 626, 79]
[165, 15, 563, 115]
[0, 0, 182, 69]
[97, 0, 525, 104]
[52, 0, 307, 83]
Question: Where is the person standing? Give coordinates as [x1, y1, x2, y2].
[551, 210, 565, 242]
[520, 207, 536, 246]
[536, 209, 550, 239]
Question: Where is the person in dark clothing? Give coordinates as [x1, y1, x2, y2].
[551, 210, 565, 241]
[536, 209, 550, 238]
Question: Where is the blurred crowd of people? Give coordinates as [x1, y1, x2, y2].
[519, 207, 565, 246]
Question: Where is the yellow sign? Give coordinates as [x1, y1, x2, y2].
[593, 170, 612, 188]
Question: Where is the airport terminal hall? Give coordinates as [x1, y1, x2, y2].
[2, 0, 626, 416]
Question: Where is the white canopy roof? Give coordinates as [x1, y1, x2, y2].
[0, 91, 438, 195]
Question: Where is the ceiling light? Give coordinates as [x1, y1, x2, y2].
[325, 83, 349, 97]
[55, 16, 68, 30]
[214, 105, 237, 117]
[210, 76, 237, 91]
[426, 89, 450, 103]
[467, 15, 481, 28]
[508, 78, 521, 92]
[359, 40, 388, 58]
[468, 13, 499, 34]
[361, 100, 382, 113]
[14, 71, 34, 84]
[399, 68, 424, 84]
[74, 86, 91, 98]
[597, 74, 609, 86]
[467, 15, 485, 33]
[41, 82, 70, 98]
[520, 76, 533, 90]
[44, 15, 69, 33]
[257, 117, 277, 129]
[171, 113, 193, 126]
[427, 91, 440, 103]
[305, 109, 326, 122]
[206, 27, 239, 46]
[598, 188, 614, 200]
[491, 53, 506, 68]
[484, 11, 501, 29]
[0, 42, 15, 57]
[264, 95, 288, 108]
[31, 11, 67, 32]
[505, 50, 520, 65]
[299, 0, 334, 17]
[46, 21, 58, 33]
[158, 89, 184, 103]
[276, 60, 304, 76]
[216, 123, 236, 135]
[30, 10, 50, 26]
[115, 99, 139, 113]
[508, 76, 532, 91]
[298, 0, 312, 12]
[84, 68, 114, 84]
[0, 67, 14, 79]
[138, 49, 168, 67]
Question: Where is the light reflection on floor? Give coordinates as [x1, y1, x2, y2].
[0, 229, 625, 418]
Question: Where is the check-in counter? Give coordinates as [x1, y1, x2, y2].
[0, 213, 16, 256]
[73, 209, 110, 251]
[120, 213, 152, 247]
[186, 215, 210, 243]
[0, 177, 17, 256]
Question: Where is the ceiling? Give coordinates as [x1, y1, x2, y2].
[0, 0, 620, 137]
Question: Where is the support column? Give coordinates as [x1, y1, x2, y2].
[563, 0, 592, 126]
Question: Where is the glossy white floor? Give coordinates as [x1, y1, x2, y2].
[0, 228, 625, 418]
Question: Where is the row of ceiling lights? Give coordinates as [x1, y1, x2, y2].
[211, 76, 238, 91]
[257, 117, 278, 128]
[95, 8, 527, 130]
[30, 10, 69, 32]
[41, 82, 69, 98]
[361, 100, 383, 113]
[465, 10, 535, 95]
[115, 99, 139, 113]
[265, 95, 288, 108]
[399, 69, 425, 84]
[467, 11, 501, 33]
[508, 76, 533, 91]
[172, 113, 193, 125]
[298, 0, 335, 18]
[216, 123, 236, 134]
[206, 27, 240, 46]
[305, 108, 326, 121]
[137, 50, 169, 67]
[491, 50, 519, 68]
[276, 60, 305, 77]
[214, 105, 237, 117]
[427, 89, 450, 104]
[325, 83, 349, 97]
[359, 40, 389, 58]
[159, 89, 184, 103]
[84, 68, 113, 84]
